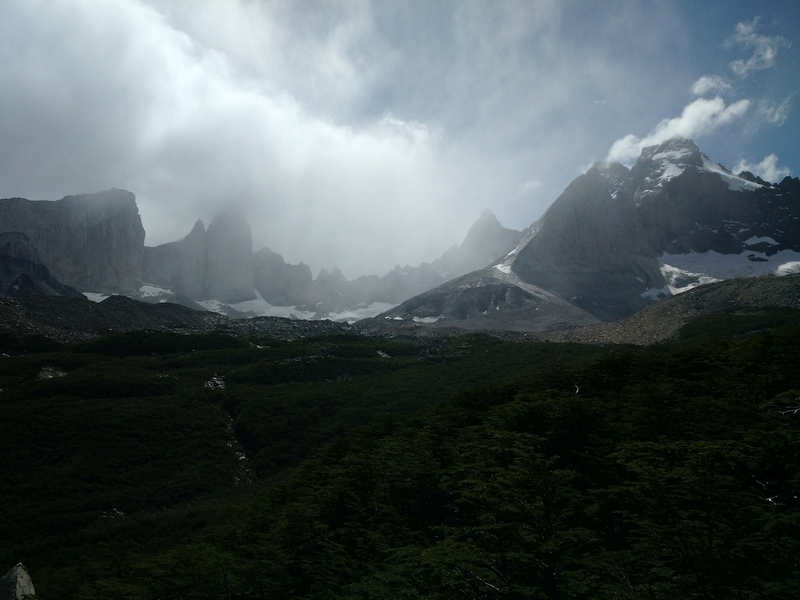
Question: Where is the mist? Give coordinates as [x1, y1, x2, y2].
[0, 1, 796, 278]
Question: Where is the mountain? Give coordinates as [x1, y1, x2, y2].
[0, 232, 85, 299]
[143, 209, 256, 304]
[252, 247, 313, 306]
[378, 266, 602, 331]
[293, 210, 524, 318]
[384, 137, 800, 328]
[0, 188, 521, 317]
[512, 137, 800, 319]
[0, 189, 145, 293]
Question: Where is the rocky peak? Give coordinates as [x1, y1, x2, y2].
[630, 137, 705, 201]
[637, 136, 703, 168]
[458, 210, 521, 264]
[506, 136, 800, 321]
[778, 175, 800, 195]
[204, 209, 255, 303]
[186, 219, 206, 240]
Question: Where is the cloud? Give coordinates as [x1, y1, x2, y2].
[733, 154, 791, 182]
[690, 75, 731, 97]
[0, 0, 479, 278]
[756, 96, 792, 125]
[725, 17, 790, 78]
[606, 97, 750, 164]
[2, 1, 791, 279]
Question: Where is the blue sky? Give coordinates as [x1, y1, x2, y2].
[0, 1, 797, 277]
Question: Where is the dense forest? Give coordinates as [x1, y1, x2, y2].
[1, 309, 799, 598]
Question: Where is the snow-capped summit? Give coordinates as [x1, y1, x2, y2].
[510, 136, 800, 319]
[383, 137, 800, 329]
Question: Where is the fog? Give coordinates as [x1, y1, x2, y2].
[0, 1, 796, 278]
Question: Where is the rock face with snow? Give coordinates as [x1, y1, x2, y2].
[0, 189, 145, 293]
[384, 136, 800, 328]
[510, 136, 800, 320]
[378, 267, 602, 331]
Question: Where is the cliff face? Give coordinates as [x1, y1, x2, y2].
[252, 247, 313, 306]
[143, 210, 255, 303]
[0, 189, 145, 293]
[0, 232, 85, 298]
[143, 220, 208, 299]
[205, 210, 255, 303]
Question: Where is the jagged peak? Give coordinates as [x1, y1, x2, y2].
[591, 160, 630, 185]
[637, 136, 703, 168]
[737, 170, 772, 187]
[463, 209, 516, 243]
[187, 219, 206, 236]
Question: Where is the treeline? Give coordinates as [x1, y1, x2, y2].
[0, 311, 798, 598]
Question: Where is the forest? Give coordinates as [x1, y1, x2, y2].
[1, 309, 799, 599]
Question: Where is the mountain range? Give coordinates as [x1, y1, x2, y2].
[382, 137, 800, 330]
[1, 136, 798, 331]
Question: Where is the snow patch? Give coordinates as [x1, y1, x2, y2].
[84, 292, 109, 302]
[413, 316, 442, 323]
[652, 148, 694, 162]
[744, 236, 779, 246]
[659, 163, 684, 183]
[495, 263, 512, 274]
[196, 299, 227, 314]
[700, 157, 763, 192]
[228, 291, 316, 320]
[139, 283, 173, 297]
[652, 249, 800, 296]
[327, 302, 397, 324]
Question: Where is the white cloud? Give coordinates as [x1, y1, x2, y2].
[725, 17, 790, 78]
[690, 75, 731, 97]
[756, 96, 792, 125]
[0, 0, 476, 278]
[1, 1, 792, 279]
[734, 154, 791, 183]
[606, 97, 750, 164]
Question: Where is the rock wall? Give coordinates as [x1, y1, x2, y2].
[0, 189, 145, 293]
[0, 232, 85, 298]
[205, 210, 255, 303]
[252, 247, 313, 306]
[144, 210, 255, 303]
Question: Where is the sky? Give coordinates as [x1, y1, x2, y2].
[0, 1, 798, 279]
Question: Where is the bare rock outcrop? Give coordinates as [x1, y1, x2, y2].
[252, 247, 313, 306]
[0, 232, 85, 298]
[0, 189, 145, 293]
[205, 209, 255, 303]
[143, 209, 255, 303]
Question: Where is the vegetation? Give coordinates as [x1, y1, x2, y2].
[1, 311, 799, 598]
